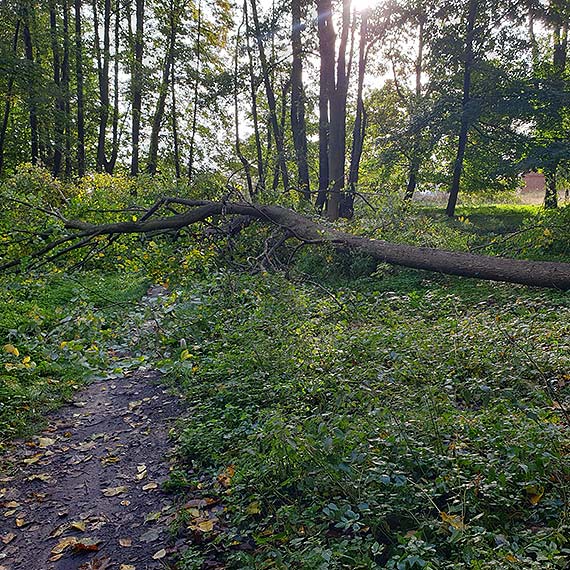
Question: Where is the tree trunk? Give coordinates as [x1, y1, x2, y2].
[344, 11, 369, 218]
[446, 0, 477, 218]
[315, 0, 335, 210]
[108, 0, 120, 173]
[62, 0, 72, 177]
[74, 0, 86, 176]
[93, 0, 112, 172]
[290, 0, 310, 200]
[146, 9, 176, 175]
[244, 0, 264, 195]
[130, 0, 144, 177]
[249, 0, 289, 192]
[51, 200, 570, 290]
[0, 19, 21, 176]
[234, 20, 254, 197]
[187, 0, 202, 183]
[171, 66, 181, 179]
[22, 8, 39, 166]
[404, 17, 424, 201]
[50, 1, 65, 177]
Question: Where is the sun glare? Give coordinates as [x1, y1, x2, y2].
[351, 0, 382, 13]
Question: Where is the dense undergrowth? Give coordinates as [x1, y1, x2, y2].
[1, 168, 569, 568]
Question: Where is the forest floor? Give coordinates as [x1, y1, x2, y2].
[0, 370, 180, 570]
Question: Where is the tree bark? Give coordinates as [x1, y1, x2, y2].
[249, 0, 289, 192]
[187, 0, 202, 183]
[62, 0, 73, 177]
[108, 0, 120, 173]
[344, 11, 369, 218]
[0, 19, 21, 176]
[22, 7, 39, 166]
[146, 7, 177, 175]
[74, 0, 86, 176]
[50, 1, 65, 177]
[446, 0, 477, 218]
[49, 200, 570, 290]
[130, 0, 144, 177]
[290, 0, 310, 200]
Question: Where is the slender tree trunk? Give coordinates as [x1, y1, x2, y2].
[187, 0, 201, 182]
[147, 8, 176, 175]
[171, 67, 181, 179]
[62, 0, 72, 177]
[0, 19, 21, 176]
[130, 0, 144, 177]
[23, 8, 39, 165]
[50, 1, 65, 176]
[244, 0, 264, 194]
[74, 0, 86, 176]
[249, 0, 289, 191]
[290, 0, 310, 200]
[93, 0, 112, 172]
[344, 11, 369, 218]
[326, 0, 352, 220]
[108, 0, 120, 173]
[315, 0, 335, 210]
[404, 17, 424, 201]
[272, 80, 290, 193]
[234, 21, 254, 197]
[446, 0, 477, 218]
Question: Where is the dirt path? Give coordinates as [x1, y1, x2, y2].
[0, 370, 182, 570]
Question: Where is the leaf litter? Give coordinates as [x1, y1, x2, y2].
[0, 370, 182, 569]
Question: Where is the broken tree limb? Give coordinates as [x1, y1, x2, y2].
[5, 200, 570, 290]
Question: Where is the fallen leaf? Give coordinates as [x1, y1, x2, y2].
[197, 520, 214, 532]
[51, 536, 78, 557]
[119, 537, 132, 547]
[15, 518, 26, 527]
[70, 520, 87, 532]
[4, 344, 19, 357]
[1, 532, 16, 544]
[27, 473, 52, 483]
[142, 482, 158, 491]
[246, 501, 261, 515]
[120, 500, 131, 506]
[119, 565, 136, 570]
[78, 558, 111, 570]
[440, 511, 465, 531]
[3, 501, 20, 509]
[152, 548, 166, 560]
[217, 465, 235, 488]
[74, 538, 100, 553]
[140, 529, 161, 543]
[23, 453, 43, 465]
[102, 486, 128, 497]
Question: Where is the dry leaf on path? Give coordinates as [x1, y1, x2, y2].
[152, 548, 166, 560]
[1, 532, 16, 544]
[38, 437, 56, 448]
[142, 482, 158, 490]
[102, 486, 128, 497]
[119, 565, 136, 570]
[119, 537, 132, 547]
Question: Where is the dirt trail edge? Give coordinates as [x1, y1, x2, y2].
[0, 369, 182, 570]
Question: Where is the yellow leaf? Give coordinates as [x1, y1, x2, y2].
[3, 344, 19, 357]
[142, 482, 158, 491]
[38, 437, 56, 448]
[4, 501, 19, 509]
[525, 485, 544, 505]
[15, 518, 25, 527]
[22, 356, 31, 364]
[51, 536, 78, 556]
[440, 511, 465, 530]
[180, 349, 192, 361]
[120, 566, 136, 570]
[70, 521, 86, 532]
[246, 501, 261, 515]
[197, 520, 214, 532]
[102, 486, 128, 497]
[152, 548, 166, 560]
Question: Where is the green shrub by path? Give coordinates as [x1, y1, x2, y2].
[0, 271, 150, 446]
[166, 270, 570, 569]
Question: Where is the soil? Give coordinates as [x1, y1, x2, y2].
[0, 369, 183, 570]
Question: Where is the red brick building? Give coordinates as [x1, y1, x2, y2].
[522, 171, 545, 192]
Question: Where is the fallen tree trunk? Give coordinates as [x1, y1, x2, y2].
[5, 200, 570, 290]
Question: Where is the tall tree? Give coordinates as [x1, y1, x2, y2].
[290, 0, 310, 200]
[74, 0, 86, 176]
[446, 0, 477, 217]
[22, 3, 39, 165]
[130, 0, 144, 177]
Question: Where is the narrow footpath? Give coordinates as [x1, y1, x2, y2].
[0, 373, 182, 569]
